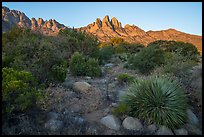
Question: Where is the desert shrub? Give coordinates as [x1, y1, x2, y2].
[3, 27, 100, 85]
[69, 52, 87, 76]
[49, 60, 69, 82]
[148, 40, 199, 61]
[110, 37, 125, 46]
[117, 73, 135, 84]
[122, 43, 145, 54]
[98, 45, 115, 64]
[122, 75, 188, 129]
[116, 53, 131, 62]
[59, 29, 100, 58]
[2, 68, 44, 115]
[69, 52, 101, 77]
[114, 43, 145, 54]
[152, 52, 198, 91]
[85, 58, 102, 77]
[126, 46, 165, 74]
[111, 103, 130, 117]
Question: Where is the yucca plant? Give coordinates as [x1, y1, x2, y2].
[122, 75, 188, 129]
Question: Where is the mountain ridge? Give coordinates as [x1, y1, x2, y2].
[2, 6, 202, 53]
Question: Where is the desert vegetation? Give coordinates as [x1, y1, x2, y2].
[2, 27, 202, 135]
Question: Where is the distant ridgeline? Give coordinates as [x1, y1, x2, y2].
[2, 6, 202, 54]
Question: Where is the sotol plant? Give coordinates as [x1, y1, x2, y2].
[122, 75, 188, 129]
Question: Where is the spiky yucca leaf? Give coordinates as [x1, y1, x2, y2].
[122, 75, 188, 129]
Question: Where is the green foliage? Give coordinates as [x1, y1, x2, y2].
[2, 27, 100, 85]
[59, 29, 100, 58]
[116, 53, 130, 62]
[2, 68, 44, 114]
[122, 76, 188, 129]
[117, 73, 135, 84]
[85, 58, 101, 77]
[50, 61, 68, 82]
[148, 40, 199, 61]
[152, 52, 198, 91]
[69, 52, 87, 76]
[127, 46, 165, 74]
[69, 52, 101, 77]
[98, 45, 115, 64]
[111, 103, 130, 117]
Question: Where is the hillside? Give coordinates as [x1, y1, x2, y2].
[2, 6, 202, 53]
[77, 15, 202, 53]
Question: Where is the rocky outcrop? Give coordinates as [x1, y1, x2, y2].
[78, 15, 202, 53]
[100, 115, 121, 130]
[2, 6, 67, 35]
[122, 117, 143, 131]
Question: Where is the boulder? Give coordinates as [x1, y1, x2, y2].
[100, 115, 121, 130]
[174, 128, 188, 135]
[73, 81, 91, 94]
[47, 112, 60, 120]
[155, 125, 174, 135]
[184, 124, 202, 135]
[122, 117, 143, 131]
[187, 109, 199, 126]
[44, 119, 64, 132]
[146, 124, 157, 133]
[104, 63, 114, 68]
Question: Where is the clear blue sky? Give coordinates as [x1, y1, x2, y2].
[2, 2, 202, 36]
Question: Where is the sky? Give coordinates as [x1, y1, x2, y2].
[2, 2, 202, 36]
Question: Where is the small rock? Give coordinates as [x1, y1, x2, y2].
[44, 119, 64, 132]
[187, 109, 199, 126]
[117, 90, 126, 101]
[174, 128, 188, 135]
[155, 125, 174, 135]
[47, 112, 60, 120]
[73, 82, 91, 94]
[85, 76, 91, 80]
[100, 115, 121, 130]
[184, 124, 202, 135]
[62, 80, 74, 89]
[69, 103, 81, 113]
[146, 124, 157, 133]
[122, 116, 143, 131]
[104, 63, 114, 68]
[111, 103, 118, 107]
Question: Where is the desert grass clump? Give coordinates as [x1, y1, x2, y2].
[117, 73, 135, 84]
[122, 75, 188, 129]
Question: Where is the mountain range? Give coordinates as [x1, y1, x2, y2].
[2, 6, 202, 53]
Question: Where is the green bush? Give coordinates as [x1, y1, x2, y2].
[111, 103, 130, 117]
[152, 52, 198, 91]
[50, 61, 68, 82]
[69, 52, 101, 77]
[122, 76, 188, 129]
[127, 46, 165, 74]
[117, 73, 135, 84]
[2, 27, 100, 86]
[85, 58, 101, 77]
[98, 45, 115, 64]
[148, 40, 199, 61]
[117, 53, 130, 62]
[69, 52, 87, 76]
[2, 68, 44, 114]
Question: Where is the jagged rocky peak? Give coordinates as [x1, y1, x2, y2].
[31, 18, 38, 29]
[102, 15, 113, 29]
[37, 18, 45, 27]
[2, 6, 67, 35]
[95, 18, 102, 28]
[111, 17, 122, 28]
